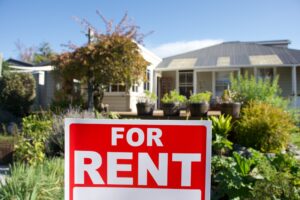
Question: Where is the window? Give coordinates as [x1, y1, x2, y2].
[257, 68, 274, 81]
[179, 71, 193, 98]
[111, 84, 126, 92]
[215, 71, 230, 97]
[144, 69, 150, 91]
[132, 82, 139, 92]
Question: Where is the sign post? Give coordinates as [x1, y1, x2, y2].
[65, 119, 211, 200]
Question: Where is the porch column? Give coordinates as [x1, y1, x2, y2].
[193, 70, 197, 94]
[212, 71, 216, 98]
[292, 65, 297, 98]
[176, 70, 179, 92]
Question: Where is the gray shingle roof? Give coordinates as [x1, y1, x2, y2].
[157, 41, 300, 69]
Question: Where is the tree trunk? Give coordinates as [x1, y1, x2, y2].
[87, 78, 94, 111]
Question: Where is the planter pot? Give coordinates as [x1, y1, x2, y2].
[0, 141, 14, 165]
[136, 103, 155, 116]
[162, 103, 180, 116]
[221, 102, 241, 118]
[189, 102, 210, 117]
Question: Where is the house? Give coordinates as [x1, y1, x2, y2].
[7, 45, 161, 112]
[154, 40, 300, 108]
[7, 58, 56, 109]
[102, 44, 161, 112]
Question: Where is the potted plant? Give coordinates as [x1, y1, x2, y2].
[136, 91, 157, 116]
[188, 91, 212, 117]
[161, 90, 187, 116]
[220, 89, 241, 118]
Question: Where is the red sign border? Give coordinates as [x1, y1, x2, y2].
[65, 119, 212, 200]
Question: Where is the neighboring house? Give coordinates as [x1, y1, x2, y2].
[154, 40, 300, 108]
[7, 58, 56, 109]
[7, 45, 161, 112]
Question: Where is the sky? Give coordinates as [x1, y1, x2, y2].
[0, 0, 300, 59]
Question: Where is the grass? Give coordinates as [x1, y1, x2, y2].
[0, 158, 64, 200]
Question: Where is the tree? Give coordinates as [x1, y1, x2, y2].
[15, 41, 55, 64]
[0, 73, 36, 117]
[52, 12, 149, 110]
[33, 42, 55, 64]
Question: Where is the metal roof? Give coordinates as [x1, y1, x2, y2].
[157, 41, 300, 70]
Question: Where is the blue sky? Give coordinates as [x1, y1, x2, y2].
[0, 0, 300, 59]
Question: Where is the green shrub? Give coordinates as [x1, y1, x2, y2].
[210, 115, 233, 155]
[161, 90, 186, 104]
[189, 91, 212, 103]
[14, 114, 52, 165]
[230, 73, 288, 108]
[0, 73, 36, 117]
[0, 158, 64, 200]
[235, 101, 296, 153]
[251, 153, 300, 199]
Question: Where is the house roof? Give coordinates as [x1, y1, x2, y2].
[156, 40, 300, 70]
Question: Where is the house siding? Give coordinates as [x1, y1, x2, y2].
[102, 94, 130, 111]
[45, 71, 56, 107]
[277, 67, 292, 97]
[197, 72, 212, 93]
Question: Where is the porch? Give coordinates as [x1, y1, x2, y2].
[154, 65, 300, 108]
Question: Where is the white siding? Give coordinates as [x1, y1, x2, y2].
[102, 94, 130, 111]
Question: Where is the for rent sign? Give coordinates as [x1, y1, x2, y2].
[65, 119, 211, 200]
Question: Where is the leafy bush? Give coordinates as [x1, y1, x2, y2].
[189, 91, 212, 103]
[235, 101, 296, 153]
[210, 115, 233, 155]
[0, 158, 64, 200]
[251, 153, 300, 199]
[14, 114, 52, 165]
[230, 73, 288, 108]
[0, 73, 36, 117]
[212, 149, 300, 200]
[161, 90, 186, 104]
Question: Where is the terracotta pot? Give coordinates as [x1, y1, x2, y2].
[136, 103, 155, 116]
[189, 102, 210, 117]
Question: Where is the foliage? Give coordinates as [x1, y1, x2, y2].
[137, 90, 157, 103]
[161, 90, 187, 104]
[230, 73, 288, 108]
[210, 115, 233, 155]
[0, 72, 36, 117]
[212, 149, 300, 200]
[52, 12, 149, 110]
[251, 153, 300, 200]
[0, 158, 64, 200]
[235, 101, 296, 153]
[46, 108, 107, 157]
[189, 91, 212, 103]
[14, 115, 52, 165]
[33, 42, 55, 64]
[1, 61, 10, 73]
[221, 89, 237, 103]
[211, 153, 256, 199]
